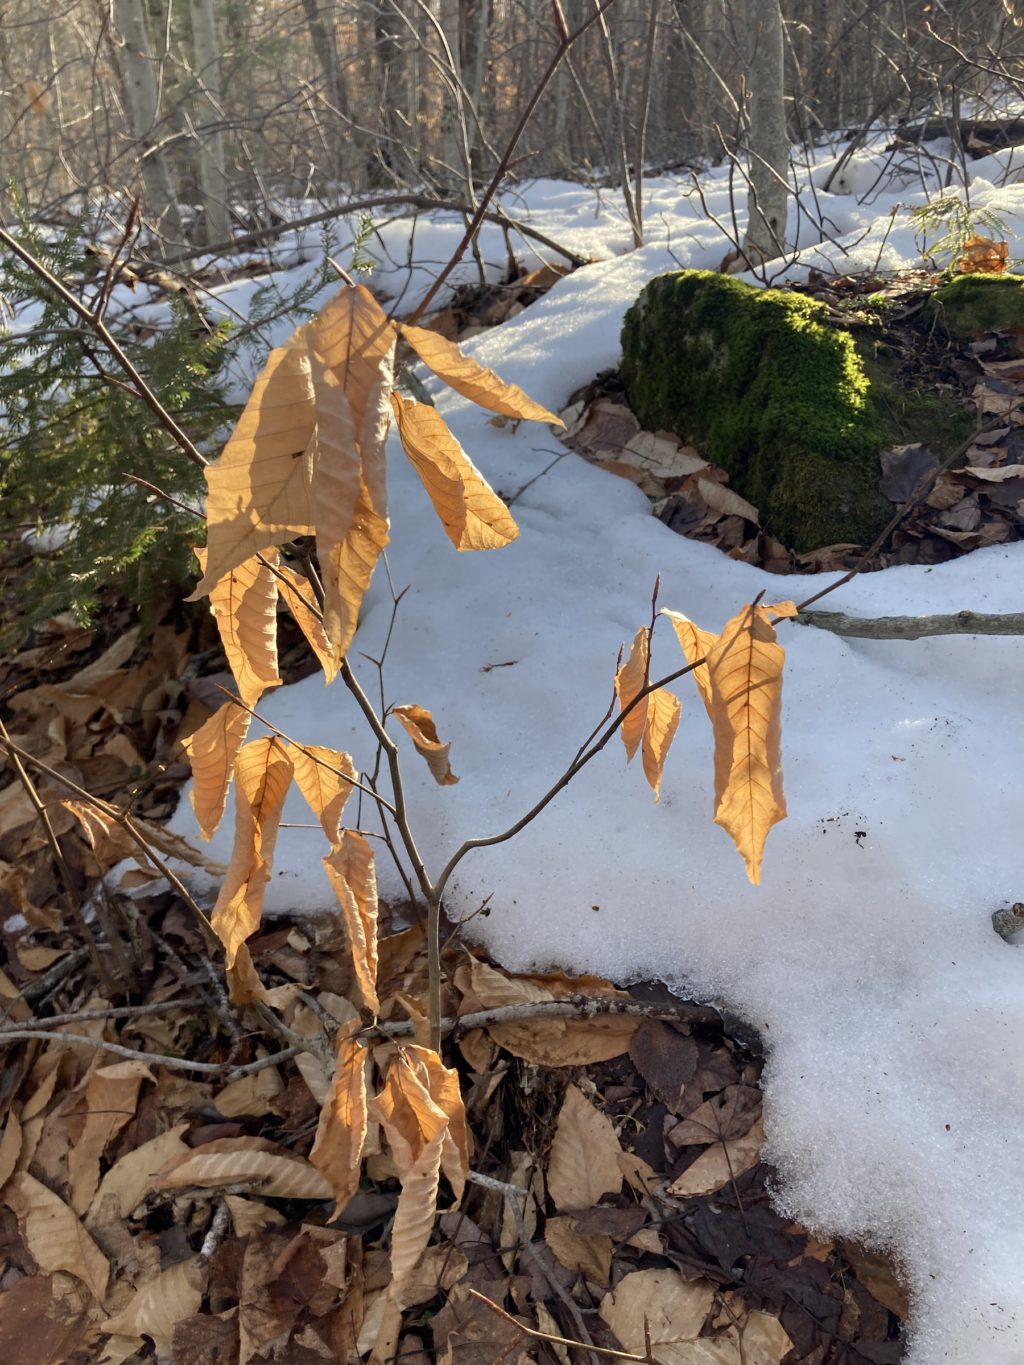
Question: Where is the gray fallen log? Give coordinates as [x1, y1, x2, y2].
[795, 610, 1024, 641]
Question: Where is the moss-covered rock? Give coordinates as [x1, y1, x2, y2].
[928, 274, 1024, 345]
[619, 270, 968, 551]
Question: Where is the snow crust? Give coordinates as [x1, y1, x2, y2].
[160, 138, 1023, 1362]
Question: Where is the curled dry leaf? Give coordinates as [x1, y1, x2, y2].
[101, 1256, 205, 1355]
[155, 1143, 332, 1200]
[615, 627, 649, 763]
[61, 800, 225, 877]
[391, 394, 519, 551]
[399, 322, 564, 424]
[275, 562, 338, 683]
[289, 743, 358, 842]
[392, 704, 459, 785]
[5, 1172, 110, 1303]
[310, 1023, 369, 1211]
[369, 1048, 466, 1320]
[662, 609, 718, 715]
[707, 602, 789, 884]
[203, 548, 281, 707]
[547, 1083, 623, 1212]
[182, 700, 253, 841]
[211, 737, 294, 969]
[323, 830, 380, 1012]
[642, 687, 681, 800]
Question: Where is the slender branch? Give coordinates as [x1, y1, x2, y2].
[468, 1290, 655, 1364]
[0, 1029, 303, 1077]
[368, 995, 721, 1039]
[795, 609, 1024, 640]
[2, 999, 204, 1031]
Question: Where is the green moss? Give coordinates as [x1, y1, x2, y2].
[928, 274, 1024, 342]
[620, 270, 968, 551]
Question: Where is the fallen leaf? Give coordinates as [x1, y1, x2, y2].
[101, 1257, 205, 1355]
[545, 1215, 613, 1286]
[68, 1061, 152, 1214]
[155, 1142, 332, 1199]
[547, 1083, 622, 1211]
[600, 1268, 714, 1364]
[667, 1117, 765, 1197]
[6, 1172, 110, 1302]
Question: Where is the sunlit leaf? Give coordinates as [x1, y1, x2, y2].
[323, 831, 380, 1012]
[399, 322, 564, 424]
[309, 1022, 368, 1210]
[392, 704, 458, 785]
[614, 627, 649, 762]
[661, 608, 718, 716]
[182, 701, 253, 841]
[203, 548, 281, 707]
[641, 687, 681, 799]
[211, 738, 294, 968]
[275, 563, 339, 684]
[101, 1257, 204, 1354]
[289, 744, 358, 842]
[707, 602, 788, 884]
[391, 394, 519, 550]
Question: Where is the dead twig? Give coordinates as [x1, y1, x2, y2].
[468, 1288, 656, 1363]
[369, 995, 720, 1040]
[795, 609, 1024, 640]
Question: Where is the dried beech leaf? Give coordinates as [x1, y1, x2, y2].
[0, 1110, 22, 1191]
[204, 549, 281, 706]
[391, 394, 519, 550]
[547, 1083, 622, 1211]
[155, 1144, 332, 1199]
[545, 1216, 613, 1287]
[310, 1023, 368, 1210]
[323, 472, 391, 656]
[323, 830, 380, 1012]
[6, 1172, 110, 1302]
[193, 344, 319, 594]
[224, 1194, 286, 1237]
[62, 800, 226, 878]
[68, 1061, 152, 1214]
[600, 1268, 714, 1363]
[667, 1117, 765, 1197]
[399, 322, 563, 424]
[614, 627, 649, 763]
[707, 603, 788, 883]
[290, 744, 358, 842]
[182, 701, 253, 841]
[87, 1125, 190, 1226]
[405, 1047, 470, 1201]
[392, 704, 458, 785]
[101, 1257, 204, 1354]
[642, 687, 681, 799]
[662, 609, 718, 717]
[275, 562, 339, 683]
[211, 737, 294, 968]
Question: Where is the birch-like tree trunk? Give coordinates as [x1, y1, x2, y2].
[189, 0, 229, 244]
[743, 0, 788, 264]
[112, 0, 184, 246]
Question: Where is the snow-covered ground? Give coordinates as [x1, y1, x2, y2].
[153, 133, 1024, 1362]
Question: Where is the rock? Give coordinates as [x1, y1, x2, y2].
[929, 274, 1024, 349]
[619, 270, 967, 551]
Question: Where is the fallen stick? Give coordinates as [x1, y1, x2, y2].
[795, 610, 1024, 641]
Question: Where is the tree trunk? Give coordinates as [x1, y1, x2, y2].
[437, 0, 468, 193]
[300, 0, 349, 182]
[189, 0, 229, 244]
[742, 0, 788, 264]
[112, 0, 184, 247]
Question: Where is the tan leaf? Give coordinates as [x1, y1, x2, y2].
[369, 1051, 449, 1312]
[404, 1047, 470, 1201]
[392, 704, 458, 785]
[204, 549, 281, 706]
[224, 1194, 286, 1237]
[662, 609, 718, 716]
[6, 1172, 110, 1302]
[214, 1066, 283, 1119]
[707, 603, 788, 884]
[547, 1083, 622, 1211]
[87, 1125, 190, 1227]
[399, 322, 563, 424]
[391, 394, 519, 550]
[101, 1256, 204, 1354]
[614, 627, 649, 763]
[68, 1061, 152, 1214]
[321, 471, 390, 657]
[310, 1024, 369, 1210]
[323, 830, 380, 1012]
[693, 475, 760, 523]
[155, 1144, 332, 1199]
[667, 1117, 765, 1198]
[275, 562, 339, 683]
[192, 344, 319, 594]
[600, 1268, 714, 1365]
[289, 744, 358, 842]
[211, 737, 294, 968]
[545, 1216, 613, 1287]
[182, 700, 253, 841]
[61, 801, 225, 878]
[0, 1110, 22, 1191]
[642, 687, 681, 799]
